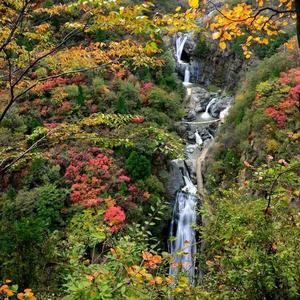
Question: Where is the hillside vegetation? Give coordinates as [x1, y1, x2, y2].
[0, 0, 300, 299]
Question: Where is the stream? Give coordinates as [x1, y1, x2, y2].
[168, 33, 233, 283]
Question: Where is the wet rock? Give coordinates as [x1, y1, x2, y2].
[195, 105, 203, 113]
[190, 87, 212, 110]
[187, 131, 195, 140]
[185, 144, 197, 154]
[175, 122, 189, 136]
[186, 110, 196, 121]
[185, 159, 197, 182]
[197, 128, 211, 141]
[210, 96, 233, 118]
[167, 160, 185, 198]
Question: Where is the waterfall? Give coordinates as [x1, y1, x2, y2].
[169, 190, 197, 283]
[183, 66, 191, 85]
[176, 34, 188, 63]
[220, 105, 231, 122]
[184, 66, 190, 83]
[195, 130, 203, 146]
[201, 98, 215, 119]
[169, 166, 198, 283]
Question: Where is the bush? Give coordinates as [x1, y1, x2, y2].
[0, 184, 67, 288]
[113, 80, 141, 114]
[194, 36, 209, 59]
[210, 51, 300, 187]
[148, 87, 183, 120]
[125, 151, 151, 180]
[201, 162, 300, 299]
[141, 107, 172, 128]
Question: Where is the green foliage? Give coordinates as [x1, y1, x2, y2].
[80, 112, 134, 128]
[141, 107, 172, 128]
[114, 79, 141, 114]
[148, 87, 184, 120]
[200, 162, 300, 299]
[0, 184, 67, 289]
[194, 36, 209, 59]
[22, 158, 61, 188]
[26, 126, 48, 145]
[231, 32, 292, 60]
[207, 84, 220, 93]
[76, 86, 85, 106]
[208, 51, 300, 188]
[125, 151, 151, 181]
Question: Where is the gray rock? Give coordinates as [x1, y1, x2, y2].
[186, 110, 196, 121]
[187, 131, 195, 140]
[185, 159, 197, 182]
[175, 122, 189, 136]
[167, 160, 185, 198]
[195, 105, 203, 113]
[210, 96, 233, 118]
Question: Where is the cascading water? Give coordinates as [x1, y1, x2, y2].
[169, 168, 198, 283]
[183, 66, 191, 87]
[195, 130, 203, 146]
[176, 34, 188, 63]
[201, 98, 215, 119]
[169, 32, 233, 285]
[220, 105, 231, 122]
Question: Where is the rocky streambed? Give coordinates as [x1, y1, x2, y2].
[168, 86, 233, 197]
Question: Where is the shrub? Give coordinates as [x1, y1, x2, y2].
[125, 151, 151, 181]
[0, 184, 66, 288]
[113, 79, 141, 114]
[141, 107, 172, 128]
[194, 36, 209, 59]
[148, 87, 183, 120]
[64, 85, 79, 99]
[201, 162, 300, 299]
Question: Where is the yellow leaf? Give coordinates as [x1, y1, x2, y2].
[223, 32, 232, 40]
[219, 41, 226, 49]
[175, 6, 181, 12]
[155, 276, 163, 284]
[188, 0, 199, 9]
[212, 31, 221, 40]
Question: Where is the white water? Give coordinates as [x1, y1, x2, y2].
[220, 105, 231, 122]
[184, 66, 190, 83]
[169, 185, 197, 283]
[201, 98, 215, 119]
[195, 130, 203, 146]
[176, 34, 188, 63]
[183, 65, 192, 87]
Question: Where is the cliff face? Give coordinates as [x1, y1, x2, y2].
[174, 31, 251, 91]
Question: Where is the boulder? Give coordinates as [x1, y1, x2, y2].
[210, 96, 233, 118]
[167, 160, 185, 198]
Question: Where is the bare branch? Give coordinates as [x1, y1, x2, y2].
[0, 128, 56, 175]
[264, 164, 300, 215]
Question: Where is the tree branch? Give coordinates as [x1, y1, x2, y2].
[264, 164, 300, 215]
[0, 61, 113, 123]
[0, 128, 56, 175]
[208, 0, 295, 23]
[0, 0, 32, 52]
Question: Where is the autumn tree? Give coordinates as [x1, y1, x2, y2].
[0, 0, 198, 123]
[203, 0, 300, 56]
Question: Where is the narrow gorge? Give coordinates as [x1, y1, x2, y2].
[168, 33, 233, 283]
